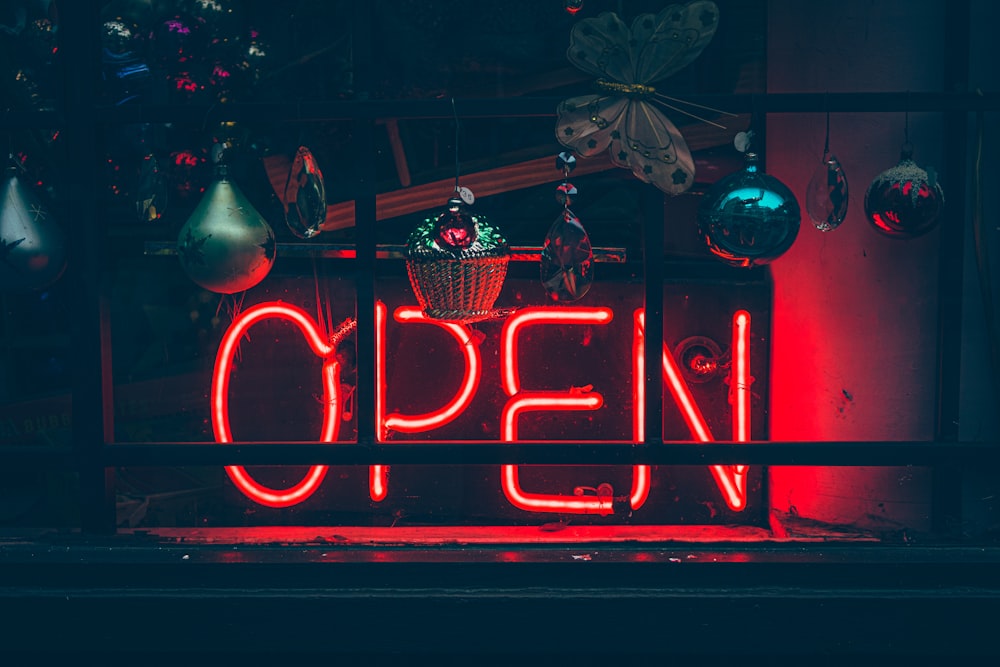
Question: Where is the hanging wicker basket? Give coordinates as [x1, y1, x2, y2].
[405, 202, 510, 323]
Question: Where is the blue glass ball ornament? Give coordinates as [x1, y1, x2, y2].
[697, 153, 801, 268]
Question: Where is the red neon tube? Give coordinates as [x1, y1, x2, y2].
[500, 307, 649, 514]
[383, 306, 481, 433]
[630, 311, 651, 509]
[501, 394, 613, 514]
[372, 302, 389, 501]
[732, 310, 751, 477]
[372, 303, 482, 501]
[212, 302, 341, 508]
[634, 310, 746, 511]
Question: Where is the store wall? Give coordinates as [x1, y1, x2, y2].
[766, 0, 949, 533]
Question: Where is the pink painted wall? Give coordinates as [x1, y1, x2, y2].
[764, 1, 951, 532]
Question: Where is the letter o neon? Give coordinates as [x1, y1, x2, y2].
[212, 302, 341, 508]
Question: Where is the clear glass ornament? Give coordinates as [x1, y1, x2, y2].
[283, 146, 326, 239]
[136, 153, 168, 223]
[806, 154, 849, 232]
[541, 208, 593, 302]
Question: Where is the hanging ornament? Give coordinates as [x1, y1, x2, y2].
[697, 138, 801, 268]
[406, 194, 510, 323]
[149, 14, 207, 70]
[556, 2, 733, 195]
[0, 159, 68, 291]
[240, 28, 270, 85]
[100, 16, 151, 105]
[283, 146, 326, 239]
[806, 109, 849, 231]
[541, 152, 593, 301]
[176, 158, 276, 294]
[865, 142, 944, 239]
[405, 100, 510, 322]
[136, 153, 168, 222]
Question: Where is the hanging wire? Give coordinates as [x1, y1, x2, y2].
[903, 91, 912, 155]
[822, 93, 831, 158]
[451, 97, 461, 193]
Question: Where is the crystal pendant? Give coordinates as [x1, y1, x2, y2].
[806, 154, 849, 232]
[541, 209, 593, 302]
[283, 146, 326, 239]
[136, 153, 168, 223]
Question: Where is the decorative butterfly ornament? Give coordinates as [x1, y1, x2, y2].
[556, 1, 721, 194]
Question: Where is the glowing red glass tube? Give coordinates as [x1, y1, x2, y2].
[633, 310, 746, 511]
[500, 307, 648, 514]
[212, 302, 341, 508]
[383, 306, 482, 432]
[732, 310, 751, 477]
[372, 302, 389, 501]
[372, 303, 482, 501]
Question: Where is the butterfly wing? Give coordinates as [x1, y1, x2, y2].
[556, 94, 629, 157]
[611, 99, 695, 195]
[631, 1, 719, 84]
[566, 12, 636, 84]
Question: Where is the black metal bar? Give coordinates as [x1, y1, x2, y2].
[642, 187, 665, 445]
[60, 0, 115, 534]
[143, 241, 629, 263]
[0, 448, 75, 468]
[77, 92, 1000, 126]
[0, 110, 65, 130]
[352, 0, 376, 446]
[932, 0, 973, 535]
[94, 440, 1000, 467]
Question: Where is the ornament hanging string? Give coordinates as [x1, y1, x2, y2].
[903, 92, 912, 155]
[452, 97, 461, 193]
[823, 93, 830, 158]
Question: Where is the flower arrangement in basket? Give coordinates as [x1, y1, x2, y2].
[405, 196, 510, 323]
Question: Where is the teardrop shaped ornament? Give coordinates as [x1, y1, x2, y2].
[136, 153, 169, 223]
[806, 154, 849, 232]
[540, 209, 593, 302]
[283, 146, 326, 239]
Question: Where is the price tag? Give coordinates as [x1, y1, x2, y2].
[457, 186, 475, 205]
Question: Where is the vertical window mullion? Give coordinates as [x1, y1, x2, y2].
[642, 187, 665, 446]
[61, 0, 116, 534]
[353, 1, 377, 446]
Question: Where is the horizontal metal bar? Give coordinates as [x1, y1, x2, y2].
[144, 241, 628, 263]
[91, 91, 1000, 125]
[6, 441, 997, 468]
[82, 441, 1000, 467]
[0, 447, 75, 468]
[0, 110, 64, 130]
[7, 93, 1000, 132]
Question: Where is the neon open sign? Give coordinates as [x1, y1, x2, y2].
[212, 300, 756, 517]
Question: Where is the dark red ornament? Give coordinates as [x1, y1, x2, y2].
[864, 148, 944, 239]
[435, 197, 476, 249]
